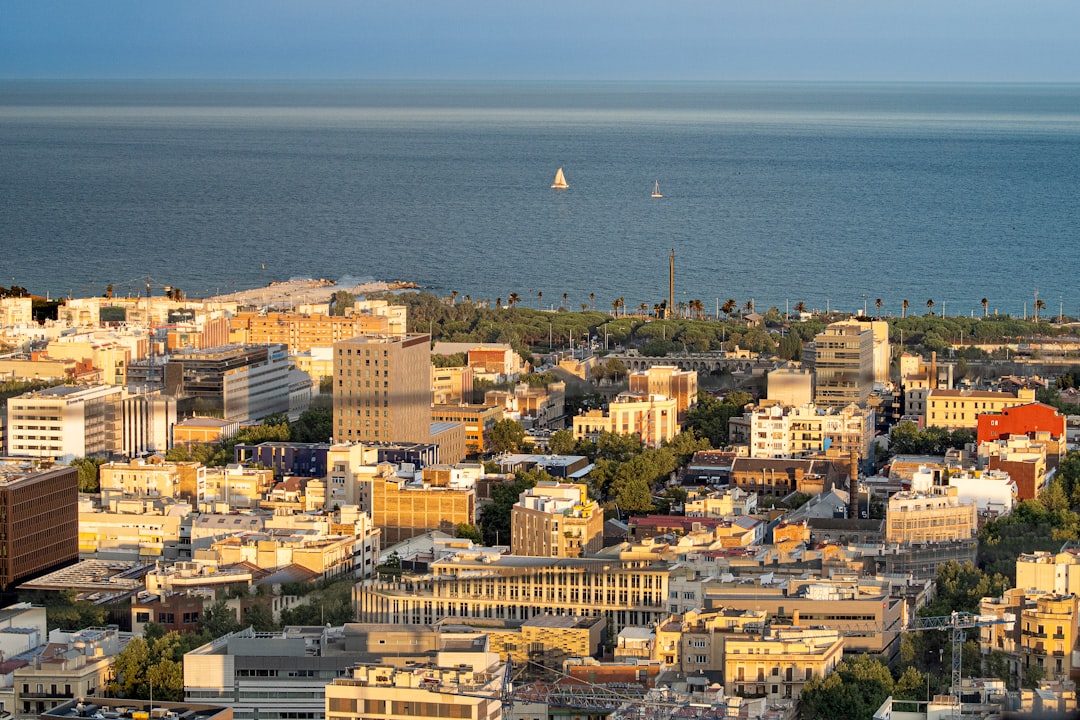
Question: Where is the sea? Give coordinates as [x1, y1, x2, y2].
[2, 80, 1079, 319]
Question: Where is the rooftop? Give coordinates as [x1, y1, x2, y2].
[43, 697, 231, 720]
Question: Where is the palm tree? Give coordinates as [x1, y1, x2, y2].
[508, 292, 520, 309]
[902, 299, 909, 318]
[743, 300, 754, 314]
[926, 298, 934, 316]
[612, 299, 620, 317]
[496, 297, 503, 309]
[794, 301, 807, 314]
[618, 297, 626, 317]
[537, 291, 543, 310]
[464, 294, 471, 307]
[722, 298, 737, 316]
[562, 292, 569, 312]
[580, 303, 587, 313]
[1035, 299, 1046, 322]
[689, 299, 704, 319]
[449, 290, 458, 306]
[875, 298, 883, 316]
[981, 298, 989, 318]
[638, 302, 649, 316]
[589, 292, 595, 311]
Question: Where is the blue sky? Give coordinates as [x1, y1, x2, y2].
[2, 0, 1078, 81]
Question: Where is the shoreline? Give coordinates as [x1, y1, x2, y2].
[202, 279, 419, 307]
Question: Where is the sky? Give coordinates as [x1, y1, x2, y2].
[2, 0, 1079, 82]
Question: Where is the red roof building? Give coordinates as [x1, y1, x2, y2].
[977, 402, 1066, 444]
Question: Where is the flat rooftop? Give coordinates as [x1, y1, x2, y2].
[43, 697, 231, 720]
[17, 559, 149, 593]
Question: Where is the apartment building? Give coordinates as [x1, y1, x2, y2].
[728, 402, 873, 463]
[899, 352, 955, 417]
[0, 462, 79, 590]
[725, 627, 844, 702]
[12, 626, 120, 719]
[979, 434, 1050, 500]
[484, 381, 566, 430]
[365, 468, 476, 544]
[229, 311, 391, 353]
[325, 656, 504, 720]
[510, 482, 603, 558]
[6, 385, 123, 461]
[78, 496, 187, 560]
[355, 554, 671, 636]
[572, 392, 678, 449]
[925, 388, 1036, 430]
[885, 475, 977, 545]
[628, 365, 698, 420]
[433, 365, 474, 404]
[333, 334, 432, 444]
[767, 365, 813, 407]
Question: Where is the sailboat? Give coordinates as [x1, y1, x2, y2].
[551, 167, 569, 190]
[651, 180, 663, 198]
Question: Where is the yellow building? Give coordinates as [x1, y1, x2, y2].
[926, 387, 1036, 430]
[78, 497, 186, 560]
[628, 365, 698, 420]
[230, 310, 391, 353]
[652, 608, 768, 671]
[511, 482, 603, 558]
[433, 364, 474, 404]
[1016, 550, 1080, 595]
[202, 465, 276, 508]
[431, 403, 503, 454]
[366, 470, 476, 544]
[572, 392, 678, 449]
[1020, 594, 1078, 682]
[725, 627, 844, 701]
[99, 455, 203, 501]
[45, 336, 131, 385]
[885, 480, 977, 545]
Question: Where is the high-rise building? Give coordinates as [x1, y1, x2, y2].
[0, 462, 79, 590]
[810, 321, 874, 408]
[333, 334, 431, 444]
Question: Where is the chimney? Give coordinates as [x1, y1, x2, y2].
[848, 450, 860, 519]
[930, 351, 937, 388]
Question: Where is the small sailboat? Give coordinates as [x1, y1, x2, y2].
[651, 180, 663, 198]
[551, 167, 569, 190]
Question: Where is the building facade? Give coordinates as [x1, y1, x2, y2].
[333, 334, 432, 444]
[510, 482, 603, 558]
[0, 463, 79, 590]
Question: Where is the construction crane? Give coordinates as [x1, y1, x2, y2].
[903, 611, 1016, 713]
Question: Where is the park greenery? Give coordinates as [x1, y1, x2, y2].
[163, 406, 332, 467]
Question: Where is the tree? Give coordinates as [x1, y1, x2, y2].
[684, 391, 751, 447]
[981, 297, 989, 317]
[70, 457, 106, 493]
[480, 469, 546, 545]
[489, 419, 526, 454]
[291, 406, 332, 443]
[548, 429, 577, 455]
[537, 290, 543, 310]
[800, 655, 895, 720]
[455, 523, 483, 543]
[793, 300, 807, 314]
[330, 290, 355, 316]
[902, 299, 909, 318]
[1035, 298, 1046, 322]
[508, 292, 520, 308]
[875, 298, 883, 316]
[926, 298, 935, 316]
[722, 298, 737, 316]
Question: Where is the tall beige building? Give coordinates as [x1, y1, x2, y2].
[629, 365, 698, 419]
[333, 333, 431, 444]
[811, 321, 875, 408]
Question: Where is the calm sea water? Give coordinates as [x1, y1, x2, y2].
[2, 80, 1078, 318]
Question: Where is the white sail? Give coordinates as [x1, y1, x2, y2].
[551, 167, 569, 189]
[652, 180, 663, 198]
